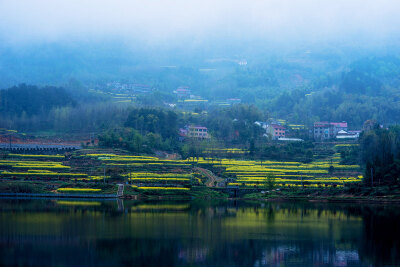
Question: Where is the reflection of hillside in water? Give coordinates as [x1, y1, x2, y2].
[0, 199, 399, 266]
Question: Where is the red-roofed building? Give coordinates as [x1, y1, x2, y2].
[330, 122, 348, 132]
[266, 124, 286, 140]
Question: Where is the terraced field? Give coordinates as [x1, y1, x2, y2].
[0, 154, 89, 180]
[0, 144, 364, 193]
[191, 152, 362, 188]
[83, 154, 194, 192]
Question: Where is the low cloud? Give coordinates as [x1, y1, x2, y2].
[0, 0, 399, 46]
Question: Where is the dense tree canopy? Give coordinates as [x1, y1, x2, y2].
[360, 125, 400, 186]
[0, 84, 75, 116]
[124, 108, 178, 139]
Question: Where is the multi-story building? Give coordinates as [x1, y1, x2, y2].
[314, 121, 348, 140]
[330, 122, 348, 133]
[188, 126, 209, 139]
[266, 124, 286, 140]
[179, 125, 209, 140]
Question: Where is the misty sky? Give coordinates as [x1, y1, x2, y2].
[0, 0, 400, 46]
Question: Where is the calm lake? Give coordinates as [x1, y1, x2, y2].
[0, 199, 399, 266]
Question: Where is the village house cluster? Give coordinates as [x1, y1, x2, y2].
[104, 82, 152, 94]
[313, 122, 360, 140]
[177, 120, 361, 142]
[255, 120, 361, 142]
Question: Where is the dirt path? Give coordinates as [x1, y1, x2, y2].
[194, 167, 223, 187]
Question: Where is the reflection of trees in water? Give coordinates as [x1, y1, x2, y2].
[1, 199, 400, 266]
[359, 206, 400, 266]
[94, 238, 361, 266]
[277, 203, 400, 266]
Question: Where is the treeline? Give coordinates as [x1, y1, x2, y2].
[360, 124, 400, 186]
[125, 108, 178, 139]
[98, 128, 178, 153]
[0, 83, 126, 133]
[98, 108, 181, 153]
[0, 102, 129, 134]
[266, 88, 400, 128]
[97, 104, 266, 153]
[204, 104, 265, 144]
[0, 84, 75, 116]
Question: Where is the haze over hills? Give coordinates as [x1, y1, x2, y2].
[0, 39, 398, 88]
[1, 0, 400, 132]
[1, 0, 400, 87]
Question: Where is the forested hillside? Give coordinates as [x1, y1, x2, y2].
[1, 54, 400, 133]
[267, 56, 400, 127]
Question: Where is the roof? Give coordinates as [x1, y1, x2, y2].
[176, 88, 190, 92]
[314, 121, 348, 128]
[331, 122, 348, 128]
[178, 128, 188, 137]
[314, 122, 332, 127]
[189, 126, 207, 130]
[336, 135, 358, 139]
[271, 124, 285, 130]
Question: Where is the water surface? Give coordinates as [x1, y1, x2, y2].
[0, 199, 399, 266]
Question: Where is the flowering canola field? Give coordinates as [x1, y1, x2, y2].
[85, 154, 193, 191]
[188, 153, 362, 188]
[0, 154, 88, 179]
[0, 150, 364, 190]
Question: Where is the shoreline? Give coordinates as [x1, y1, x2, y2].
[2, 191, 400, 205]
[250, 196, 400, 205]
[0, 192, 118, 199]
